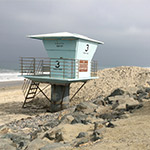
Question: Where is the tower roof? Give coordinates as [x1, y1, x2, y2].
[27, 32, 104, 44]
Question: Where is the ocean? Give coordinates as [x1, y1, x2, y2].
[0, 61, 23, 82]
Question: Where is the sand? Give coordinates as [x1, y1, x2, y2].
[0, 81, 48, 125]
[1, 66, 150, 149]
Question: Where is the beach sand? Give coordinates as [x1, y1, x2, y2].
[0, 66, 150, 149]
[0, 81, 49, 125]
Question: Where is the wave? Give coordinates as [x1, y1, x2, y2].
[0, 69, 24, 82]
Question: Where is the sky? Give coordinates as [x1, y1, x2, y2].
[0, 0, 150, 68]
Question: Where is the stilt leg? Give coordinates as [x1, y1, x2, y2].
[50, 84, 70, 112]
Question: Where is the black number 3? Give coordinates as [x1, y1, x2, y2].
[55, 61, 60, 68]
[85, 44, 89, 52]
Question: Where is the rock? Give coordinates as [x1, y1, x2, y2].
[26, 138, 50, 150]
[0, 127, 12, 134]
[43, 132, 55, 141]
[126, 103, 143, 111]
[48, 124, 93, 143]
[76, 132, 88, 138]
[40, 143, 72, 150]
[18, 141, 24, 149]
[75, 102, 97, 114]
[75, 103, 87, 111]
[71, 112, 88, 124]
[131, 93, 138, 100]
[94, 106, 111, 114]
[91, 130, 102, 141]
[0, 139, 16, 150]
[104, 97, 113, 105]
[30, 131, 38, 141]
[2, 133, 30, 147]
[115, 96, 140, 110]
[75, 137, 89, 147]
[60, 115, 74, 124]
[44, 120, 59, 128]
[111, 100, 119, 110]
[93, 97, 106, 106]
[55, 131, 64, 142]
[108, 88, 125, 97]
[136, 89, 145, 94]
[99, 111, 124, 120]
[145, 87, 150, 93]
[105, 121, 115, 128]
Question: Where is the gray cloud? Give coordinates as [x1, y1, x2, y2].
[0, 0, 150, 68]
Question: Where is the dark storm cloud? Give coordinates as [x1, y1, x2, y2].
[0, 0, 150, 67]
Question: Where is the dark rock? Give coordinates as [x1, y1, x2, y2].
[145, 87, 150, 93]
[43, 133, 55, 140]
[108, 88, 124, 97]
[55, 132, 64, 142]
[59, 114, 74, 124]
[71, 118, 88, 125]
[75, 102, 97, 114]
[99, 111, 124, 120]
[104, 97, 113, 105]
[44, 120, 59, 128]
[75, 103, 87, 111]
[136, 89, 145, 94]
[91, 130, 102, 141]
[2, 133, 30, 146]
[71, 113, 88, 124]
[126, 104, 143, 111]
[111, 100, 119, 110]
[93, 97, 106, 106]
[30, 131, 38, 141]
[18, 141, 24, 149]
[76, 132, 88, 138]
[105, 121, 115, 128]
[132, 93, 138, 100]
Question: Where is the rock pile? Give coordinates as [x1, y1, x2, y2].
[1, 85, 150, 149]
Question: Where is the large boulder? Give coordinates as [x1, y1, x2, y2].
[75, 102, 97, 114]
[108, 88, 125, 97]
[26, 138, 50, 150]
[46, 123, 93, 143]
[40, 143, 72, 150]
[0, 139, 16, 150]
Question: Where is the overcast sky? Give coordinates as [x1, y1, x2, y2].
[0, 0, 150, 68]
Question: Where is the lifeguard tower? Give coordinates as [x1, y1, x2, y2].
[20, 32, 104, 112]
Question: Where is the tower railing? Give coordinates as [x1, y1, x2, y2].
[20, 57, 97, 79]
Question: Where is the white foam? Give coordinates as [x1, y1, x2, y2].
[0, 69, 24, 82]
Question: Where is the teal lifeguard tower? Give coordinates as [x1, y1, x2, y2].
[20, 32, 104, 112]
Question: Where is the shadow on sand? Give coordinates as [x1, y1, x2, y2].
[0, 98, 51, 116]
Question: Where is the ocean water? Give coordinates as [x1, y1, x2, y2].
[0, 61, 23, 82]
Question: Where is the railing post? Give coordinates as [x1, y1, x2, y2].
[71, 60, 73, 79]
[21, 57, 23, 75]
[96, 61, 98, 76]
[49, 58, 51, 77]
[41, 60, 43, 75]
[63, 60, 65, 79]
[33, 58, 35, 75]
